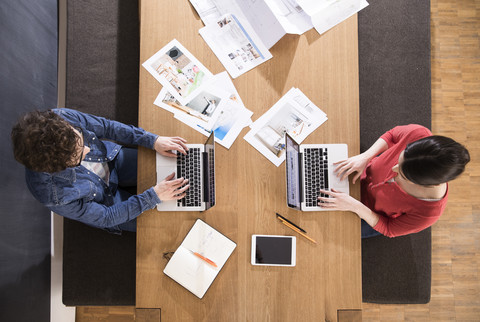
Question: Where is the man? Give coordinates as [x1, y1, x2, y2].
[11, 108, 189, 233]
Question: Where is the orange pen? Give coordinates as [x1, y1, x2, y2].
[188, 249, 218, 268]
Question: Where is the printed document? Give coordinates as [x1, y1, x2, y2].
[199, 14, 273, 79]
[142, 39, 213, 105]
[189, 0, 368, 77]
[244, 88, 327, 167]
[154, 72, 253, 149]
[296, 0, 369, 34]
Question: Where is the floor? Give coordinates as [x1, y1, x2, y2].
[75, 0, 480, 320]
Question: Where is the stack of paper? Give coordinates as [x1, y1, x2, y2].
[189, 0, 368, 78]
[244, 87, 328, 167]
[142, 39, 253, 149]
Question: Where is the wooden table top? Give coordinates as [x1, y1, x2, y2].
[136, 1, 362, 321]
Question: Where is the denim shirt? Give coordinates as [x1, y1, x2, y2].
[25, 108, 161, 232]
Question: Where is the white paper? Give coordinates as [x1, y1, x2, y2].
[263, 0, 313, 34]
[154, 72, 252, 149]
[244, 88, 327, 166]
[163, 220, 236, 299]
[295, 0, 334, 14]
[234, 0, 287, 49]
[297, 0, 369, 35]
[199, 14, 273, 79]
[154, 85, 229, 131]
[176, 99, 253, 149]
[142, 39, 213, 105]
[190, 0, 286, 49]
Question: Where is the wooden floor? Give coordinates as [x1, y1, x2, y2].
[75, 0, 480, 320]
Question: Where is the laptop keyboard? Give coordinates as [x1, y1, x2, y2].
[177, 148, 202, 207]
[304, 147, 329, 207]
[207, 147, 215, 205]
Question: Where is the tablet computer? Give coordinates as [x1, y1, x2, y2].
[251, 235, 296, 267]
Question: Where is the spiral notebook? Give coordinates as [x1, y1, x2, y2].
[163, 219, 236, 298]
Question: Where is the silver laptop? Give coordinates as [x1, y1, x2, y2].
[285, 133, 349, 211]
[156, 132, 215, 211]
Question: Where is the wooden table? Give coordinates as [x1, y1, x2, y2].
[136, 1, 362, 321]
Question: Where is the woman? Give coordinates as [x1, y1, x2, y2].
[317, 124, 470, 238]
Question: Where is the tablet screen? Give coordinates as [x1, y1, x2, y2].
[254, 236, 294, 265]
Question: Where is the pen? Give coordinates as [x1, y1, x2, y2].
[276, 213, 306, 233]
[277, 217, 317, 244]
[188, 249, 218, 268]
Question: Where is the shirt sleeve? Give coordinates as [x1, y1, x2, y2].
[49, 187, 161, 229]
[380, 124, 432, 148]
[373, 209, 441, 237]
[53, 108, 158, 149]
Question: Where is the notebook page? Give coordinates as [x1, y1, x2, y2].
[163, 219, 236, 298]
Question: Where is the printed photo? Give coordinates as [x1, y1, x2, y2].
[143, 39, 213, 105]
[160, 90, 222, 123]
[253, 102, 311, 158]
[244, 87, 328, 166]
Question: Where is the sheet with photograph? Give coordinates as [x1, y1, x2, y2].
[176, 97, 253, 149]
[154, 72, 253, 149]
[142, 39, 213, 105]
[154, 85, 230, 131]
[199, 14, 273, 79]
[244, 87, 328, 167]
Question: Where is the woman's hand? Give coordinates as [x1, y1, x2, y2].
[317, 189, 362, 212]
[154, 173, 190, 201]
[333, 153, 371, 184]
[154, 136, 188, 158]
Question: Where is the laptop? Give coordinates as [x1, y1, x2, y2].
[156, 132, 215, 211]
[285, 133, 349, 211]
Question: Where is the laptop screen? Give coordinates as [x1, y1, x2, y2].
[285, 134, 301, 210]
[203, 132, 215, 210]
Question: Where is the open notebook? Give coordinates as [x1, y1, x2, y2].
[163, 219, 236, 299]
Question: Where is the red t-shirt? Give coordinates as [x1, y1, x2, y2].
[361, 124, 448, 237]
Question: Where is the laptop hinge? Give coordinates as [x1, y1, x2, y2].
[299, 152, 304, 203]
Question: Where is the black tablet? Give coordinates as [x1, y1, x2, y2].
[251, 235, 296, 266]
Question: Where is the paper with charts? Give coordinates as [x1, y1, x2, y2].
[244, 87, 328, 167]
[163, 219, 236, 299]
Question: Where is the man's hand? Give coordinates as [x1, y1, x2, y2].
[154, 173, 190, 201]
[154, 136, 188, 158]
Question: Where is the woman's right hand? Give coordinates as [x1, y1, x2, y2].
[154, 172, 190, 201]
[334, 153, 371, 184]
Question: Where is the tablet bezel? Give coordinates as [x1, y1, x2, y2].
[251, 234, 296, 267]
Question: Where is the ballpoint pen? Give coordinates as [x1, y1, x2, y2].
[188, 249, 218, 268]
[276, 215, 317, 244]
[276, 213, 307, 233]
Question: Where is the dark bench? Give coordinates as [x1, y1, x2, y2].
[358, 0, 432, 304]
[62, 0, 139, 306]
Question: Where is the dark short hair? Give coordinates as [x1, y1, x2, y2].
[402, 135, 470, 186]
[11, 110, 80, 173]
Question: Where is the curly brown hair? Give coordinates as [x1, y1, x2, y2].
[11, 110, 81, 173]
